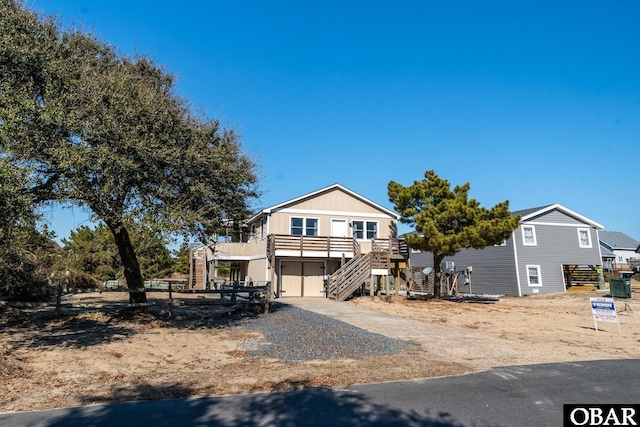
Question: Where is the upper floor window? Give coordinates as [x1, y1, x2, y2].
[577, 228, 591, 248]
[353, 221, 378, 240]
[305, 218, 318, 236]
[522, 225, 537, 246]
[291, 217, 318, 236]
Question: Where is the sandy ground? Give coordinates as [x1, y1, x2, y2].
[1, 283, 639, 412]
[353, 287, 640, 368]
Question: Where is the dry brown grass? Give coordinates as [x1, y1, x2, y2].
[1, 286, 639, 412]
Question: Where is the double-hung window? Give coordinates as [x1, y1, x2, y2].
[522, 225, 537, 246]
[305, 218, 318, 236]
[577, 228, 592, 248]
[526, 265, 542, 287]
[290, 217, 318, 236]
[352, 221, 378, 240]
[366, 222, 377, 239]
[291, 217, 304, 235]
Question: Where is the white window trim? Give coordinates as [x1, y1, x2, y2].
[577, 228, 592, 248]
[305, 217, 319, 236]
[366, 220, 378, 240]
[290, 216, 320, 236]
[352, 220, 379, 241]
[521, 225, 537, 246]
[526, 265, 542, 287]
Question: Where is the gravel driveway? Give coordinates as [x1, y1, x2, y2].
[232, 302, 411, 363]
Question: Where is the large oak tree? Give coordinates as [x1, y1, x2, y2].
[388, 170, 519, 297]
[0, 0, 259, 303]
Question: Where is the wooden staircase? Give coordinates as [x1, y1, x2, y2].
[327, 238, 407, 301]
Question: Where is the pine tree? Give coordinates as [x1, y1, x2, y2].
[388, 170, 520, 297]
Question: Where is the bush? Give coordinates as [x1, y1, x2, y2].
[64, 272, 101, 290]
[8, 280, 53, 302]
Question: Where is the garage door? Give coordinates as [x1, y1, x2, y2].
[280, 261, 325, 297]
[303, 261, 325, 297]
[281, 261, 302, 297]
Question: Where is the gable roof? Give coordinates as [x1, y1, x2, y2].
[511, 205, 553, 218]
[599, 231, 640, 250]
[513, 203, 603, 229]
[252, 183, 400, 221]
[600, 244, 616, 258]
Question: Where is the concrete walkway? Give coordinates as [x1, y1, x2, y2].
[280, 297, 442, 341]
[279, 297, 542, 370]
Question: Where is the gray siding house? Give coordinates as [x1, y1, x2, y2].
[408, 204, 604, 296]
[598, 231, 640, 272]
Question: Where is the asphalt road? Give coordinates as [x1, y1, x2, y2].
[1, 359, 638, 427]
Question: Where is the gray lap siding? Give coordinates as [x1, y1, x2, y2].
[409, 243, 519, 296]
[446, 244, 518, 296]
[515, 224, 601, 296]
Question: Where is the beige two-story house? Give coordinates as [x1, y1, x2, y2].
[189, 184, 407, 299]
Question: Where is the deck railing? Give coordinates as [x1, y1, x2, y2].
[372, 237, 408, 256]
[267, 234, 357, 258]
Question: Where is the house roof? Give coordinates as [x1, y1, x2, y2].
[513, 203, 604, 229]
[600, 245, 616, 258]
[511, 205, 554, 218]
[598, 231, 640, 250]
[251, 183, 400, 221]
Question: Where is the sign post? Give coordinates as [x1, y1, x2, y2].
[590, 297, 621, 334]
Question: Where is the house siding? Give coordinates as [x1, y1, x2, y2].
[246, 257, 268, 283]
[409, 241, 519, 296]
[448, 243, 518, 296]
[268, 188, 395, 240]
[525, 210, 587, 225]
[196, 184, 401, 296]
[286, 189, 386, 215]
[407, 206, 603, 297]
[516, 211, 601, 296]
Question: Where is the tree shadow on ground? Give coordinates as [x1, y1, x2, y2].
[1, 312, 138, 349]
[0, 299, 279, 351]
[21, 380, 484, 427]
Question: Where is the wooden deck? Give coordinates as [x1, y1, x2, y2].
[267, 234, 357, 258]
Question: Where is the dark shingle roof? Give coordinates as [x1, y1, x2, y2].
[599, 231, 640, 250]
[511, 205, 554, 218]
[599, 245, 615, 258]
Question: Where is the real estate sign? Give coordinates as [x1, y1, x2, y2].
[590, 297, 621, 334]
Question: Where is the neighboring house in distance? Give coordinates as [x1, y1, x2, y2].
[408, 204, 604, 296]
[600, 245, 616, 272]
[189, 184, 406, 299]
[599, 231, 640, 272]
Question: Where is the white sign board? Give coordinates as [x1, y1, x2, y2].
[590, 297, 621, 334]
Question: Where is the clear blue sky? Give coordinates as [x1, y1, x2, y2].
[32, 1, 640, 243]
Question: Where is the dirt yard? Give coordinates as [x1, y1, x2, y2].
[1, 284, 639, 412]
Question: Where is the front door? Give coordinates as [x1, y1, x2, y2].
[331, 219, 348, 237]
